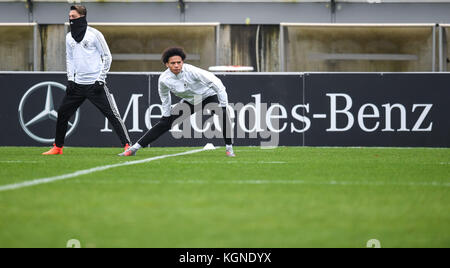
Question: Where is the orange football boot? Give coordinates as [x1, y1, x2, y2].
[42, 144, 63, 155]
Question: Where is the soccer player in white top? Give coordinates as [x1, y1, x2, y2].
[43, 5, 131, 155]
[120, 47, 235, 157]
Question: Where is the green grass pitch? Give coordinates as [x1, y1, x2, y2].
[0, 146, 448, 248]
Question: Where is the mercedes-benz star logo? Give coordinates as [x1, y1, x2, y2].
[18, 81, 80, 144]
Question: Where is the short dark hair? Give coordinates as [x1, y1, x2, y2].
[161, 47, 186, 64]
[70, 5, 87, 16]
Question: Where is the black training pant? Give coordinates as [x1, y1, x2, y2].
[137, 95, 233, 147]
[55, 82, 131, 147]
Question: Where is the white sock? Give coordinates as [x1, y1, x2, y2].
[226, 144, 233, 151]
[132, 143, 143, 150]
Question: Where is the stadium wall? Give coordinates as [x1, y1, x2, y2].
[2, 1, 450, 24]
[1, 23, 448, 73]
[2, 1, 450, 72]
[1, 72, 449, 148]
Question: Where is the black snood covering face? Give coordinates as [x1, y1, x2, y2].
[69, 16, 88, 43]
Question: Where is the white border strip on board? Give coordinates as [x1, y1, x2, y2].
[63, 22, 220, 27]
[0, 23, 37, 26]
[1, 71, 450, 75]
[280, 23, 437, 27]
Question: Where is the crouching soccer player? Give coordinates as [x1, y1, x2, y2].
[120, 47, 235, 157]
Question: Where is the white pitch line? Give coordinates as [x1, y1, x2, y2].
[173, 160, 287, 164]
[213, 180, 450, 187]
[0, 148, 206, 192]
[62, 179, 450, 188]
[0, 161, 42, 164]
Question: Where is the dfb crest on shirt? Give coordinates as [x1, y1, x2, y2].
[82, 40, 90, 49]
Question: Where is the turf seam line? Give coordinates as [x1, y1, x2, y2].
[0, 148, 206, 192]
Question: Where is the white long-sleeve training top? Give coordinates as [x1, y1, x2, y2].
[66, 26, 112, 85]
[158, 63, 229, 117]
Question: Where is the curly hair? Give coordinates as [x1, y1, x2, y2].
[161, 47, 186, 64]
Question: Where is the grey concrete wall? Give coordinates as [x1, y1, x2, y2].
[94, 25, 217, 72]
[284, 25, 435, 72]
[336, 3, 450, 23]
[0, 25, 34, 71]
[0, 3, 29, 23]
[219, 25, 280, 72]
[39, 24, 66, 71]
[1, 2, 450, 71]
[33, 2, 181, 24]
[185, 2, 331, 24]
[445, 26, 450, 71]
[2, 2, 450, 24]
[0, 24, 444, 72]
[0, 2, 180, 24]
